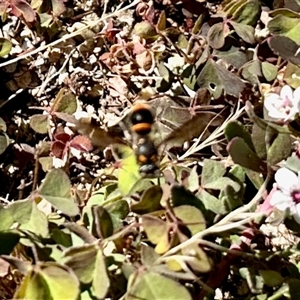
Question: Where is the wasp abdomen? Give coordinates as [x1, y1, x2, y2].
[136, 137, 158, 164]
[136, 137, 159, 175]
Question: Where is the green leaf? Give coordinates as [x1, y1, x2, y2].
[133, 21, 158, 40]
[7, 198, 33, 224]
[62, 222, 96, 244]
[267, 133, 291, 165]
[207, 22, 228, 49]
[201, 159, 226, 187]
[231, 0, 261, 26]
[105, 200, 130, 231]
[63, 244, 98, 284]
[220, 185, 243, 212]
[0, 117, 7, 132]
[0, 132, 10, 155]
[171, 185, 207, 214]
[197, 59, 245, 98]
[131, 185, 163, 214]
[286, 155, 300, 174]
[199, 189, 227, 215]
[0, 232, 20, 255]
[268, 36, 300, 65]
[230, 21, 255, 44]
[245, 169, 264, 190]
[229, 165, 245, 183]
[214, 46, 249, 70]
[225, 120, 255, 152]
[240, 60, 262, 84]
[112, 144, 141, 196]
[227, 137, 267, 173]
[258, 270, 283, 287]
[287, 278, 300, 299]
[30, 114, 49, 134]
[127, 271, 192, 300]
[204, 177, 240, 192]
[19, 201, 49, 240]
[187, 166, 199, 192]
[142, 215, 168, 245]
[251, 122, 267, 159]
[173, 205, 206, 236]
[51, 89, 77, 114]
[223, 0, 245, 17]
[284, 62, 300, 88]
[91, 206, 113, 238]
[157, 62, 174, 92]
[0, 207, 14, 231]
[38, 169, 79, 216]
[268, 13, 300, 44]
[261, 61, 277, 82]
[0, 38, 12, 57]
[181, 245, 211, 273]
[14, 269, 51, 300]
[141, 244, 160, 267]
[156, 11, 166, 31]
[92, 249, 110, 299]
[38, 156, 53, 172]
[40, 262, 80, 299]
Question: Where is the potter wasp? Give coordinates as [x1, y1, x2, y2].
[129, 102, 160, 177]
[126, 95, 224, 178]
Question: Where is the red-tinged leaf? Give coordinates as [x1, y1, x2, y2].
[51, 141, 66, 159]
[69, 135, 93, 152]
[54, 112, 77, 124]
[54, 132, 71, 143]
[0, 258, 10, 277]
[10, 0, 35, 22]
[51, 0, 66, 17]
[0, 2, 9, 16]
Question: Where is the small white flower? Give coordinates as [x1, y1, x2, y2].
[264, 85, 300, 122]
[270, 167, 300, 224]
[166, 54, 186, 73]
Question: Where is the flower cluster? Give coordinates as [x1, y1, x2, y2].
[269, 167, 300, 224]
[264, 85, 300, 122]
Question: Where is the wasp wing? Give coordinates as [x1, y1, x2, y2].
[157, 111, 224, 150]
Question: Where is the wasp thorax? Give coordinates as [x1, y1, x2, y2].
[130, 103, 154, 135]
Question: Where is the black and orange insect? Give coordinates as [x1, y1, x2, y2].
[129, 102, 160, 176]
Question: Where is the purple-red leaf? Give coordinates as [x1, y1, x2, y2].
[69, 135, 93, 152]
[10, 0, 35, 22]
